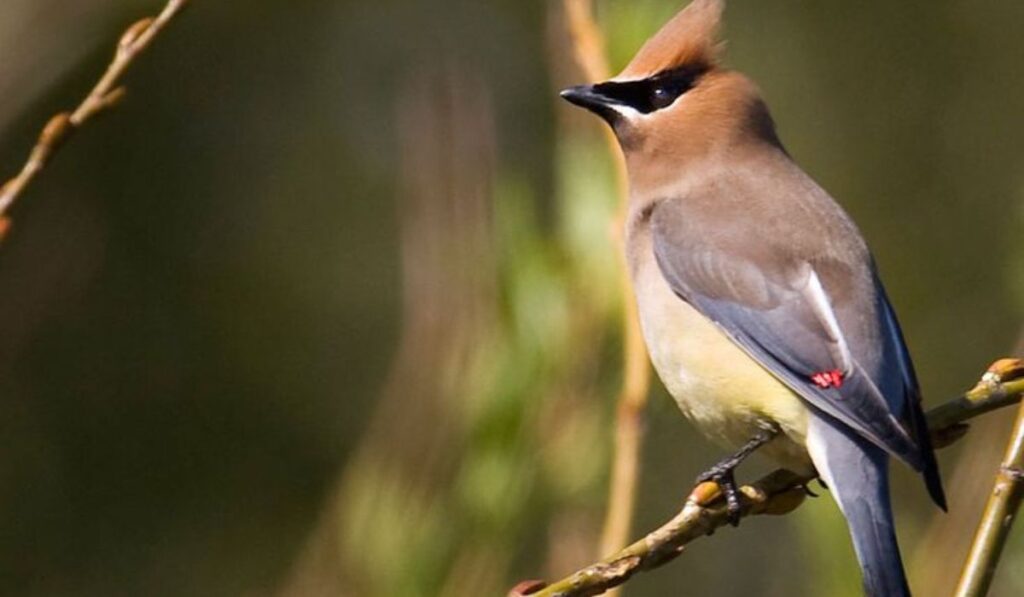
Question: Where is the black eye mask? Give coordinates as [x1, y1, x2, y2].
[592, 66, 705, 114]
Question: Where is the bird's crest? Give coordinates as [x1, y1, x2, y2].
[616, 0, 724, 81]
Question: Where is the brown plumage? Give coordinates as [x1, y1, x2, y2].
[616, 0, 724, 80]
[561, 1, 945, 596]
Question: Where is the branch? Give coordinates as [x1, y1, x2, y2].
[0, 0, 191, 238]
[563, 0, 611, 82]
[954, 365, 1024, 596]
[561, 0, 653, 569]
[510, 358, 1024, 597]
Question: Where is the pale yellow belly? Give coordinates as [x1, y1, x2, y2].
[632, 249, 814, 475]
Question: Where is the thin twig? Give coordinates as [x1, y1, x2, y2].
[561, 0, 653, 569]
[0, 0, 191, 237]
[510, 359, 1024, 597]
[563, 0, 611, 82]
[954, 361, 1024, 597]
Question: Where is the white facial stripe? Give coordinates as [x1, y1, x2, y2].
[607, 103, 644, 120]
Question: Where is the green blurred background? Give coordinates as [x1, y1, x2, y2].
[1, 1, 1023, 595]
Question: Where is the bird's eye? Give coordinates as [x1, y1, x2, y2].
[650, 84, 678, 110]
[590, 67, 701, 115]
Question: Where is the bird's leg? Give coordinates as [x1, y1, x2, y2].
[695, 421, 781, 525]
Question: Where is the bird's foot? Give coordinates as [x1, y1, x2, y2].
[693, 421, 782, 526]
[695, 465, 742, 525]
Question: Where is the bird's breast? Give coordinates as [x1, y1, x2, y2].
[628, 226, 813, 473]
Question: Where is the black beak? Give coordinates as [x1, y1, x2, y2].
[560, 84, 622, 121]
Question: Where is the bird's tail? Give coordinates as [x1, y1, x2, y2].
[807, 413, 910, 597]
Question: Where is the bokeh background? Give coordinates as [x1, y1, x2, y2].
[1, 0, 1023, 595]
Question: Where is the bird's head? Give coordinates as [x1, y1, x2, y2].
[561, 0, 782, 188]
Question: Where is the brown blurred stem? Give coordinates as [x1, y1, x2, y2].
[562, 0, 653, 568]
[0, 0, 191, 237]
[510, 359, 1024, 597]
[953, 364, 1024, 597]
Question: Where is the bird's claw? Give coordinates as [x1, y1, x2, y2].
[693, 424, 781, 527]
[696, 466, 743, 526]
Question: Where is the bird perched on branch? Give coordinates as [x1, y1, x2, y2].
[560, 1, 945, 595]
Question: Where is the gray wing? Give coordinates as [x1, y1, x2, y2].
[650, 198, 933, 475]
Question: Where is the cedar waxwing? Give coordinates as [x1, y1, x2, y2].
[560, 1, 945, 595]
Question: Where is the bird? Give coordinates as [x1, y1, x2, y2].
[559, 1, 945, 595]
